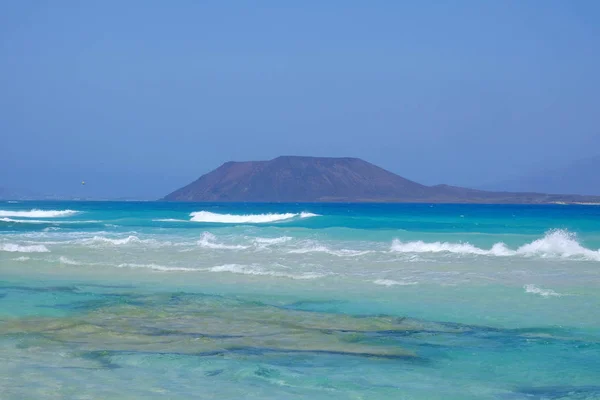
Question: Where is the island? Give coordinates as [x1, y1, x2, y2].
[162, 156, 600, 204]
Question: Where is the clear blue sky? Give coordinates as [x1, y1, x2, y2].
[1, 1, 599, 198]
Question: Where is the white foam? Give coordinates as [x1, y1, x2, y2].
[390, 239, 511, 256]
[117, 263, 198, 272]
[300, 212, 320, 218]
[524, 284, 562, 297]
[86, 235, 142, 245]
[0, 218, 24, 223]
[0, 209, 79, 218]
[189, 211, 318, 223]
[198, 232, 248, 250]
[75, 235, 176, 248]
[207, 264, 324, 279]
[0, 218, 99, 224]
[516, 230, 600, 260]
[373, 279, 418, 286]
[1, 243, 50, 253]
[153, 219, 189, 222]
[390, 230, 600, 261]
[59, 256, 79, 265]
[289, 244, 372, 257]
[12, 256, 30, 261]
[253, 236, 293, 245]
[114, 262, 323, 278]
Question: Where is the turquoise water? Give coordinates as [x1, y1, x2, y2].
[1, 201, 600, 399]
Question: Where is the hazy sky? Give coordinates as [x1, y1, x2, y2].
[1, 1, 599, 198]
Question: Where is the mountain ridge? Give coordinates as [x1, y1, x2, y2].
[163, 156, 600, 204]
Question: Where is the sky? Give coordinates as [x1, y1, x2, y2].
[1, 1, 599, 199]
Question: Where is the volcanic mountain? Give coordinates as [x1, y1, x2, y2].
[162, 156, 600, 204]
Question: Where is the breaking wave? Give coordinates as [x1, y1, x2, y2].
[1, 243, 50, 253]
[253, 236, 293, 245]
[79, 235, 172, 247]
[1, 218, 99, 224]
[198, 232, 248, 250]
[0, 209, 79, 218]
[300, 212, 320, 218]
[189, 211, 319, 223]
[114, 262, 324, 279]
[86, 235, 143, 245]
[58, 256, 79, 265]
[289, 244, 372, 257]
[117, 263, 199, 272]
[207, 264, 325, 279]
[390, 230, 600, 261]
[373, 279, 419, 286]
[524, 284, 562, 297]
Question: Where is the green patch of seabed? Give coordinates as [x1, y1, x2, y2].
[2, 288, 597, 366]
[2, 285, 600, 399]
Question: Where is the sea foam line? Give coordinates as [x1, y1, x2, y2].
[289, 242, 372, 257]
[189, 211, 319, 223]
[198, 232, 248, 250]
[1, 243, 50, 253]
[206, 264, 325, 279]
[390, 230, 600, 261]
[0, 209, 79, 218]
[115, 262, 325, 279]
[373, 279, 419, 287]
[85, 235, 144, 245]
[0, 218, 100, 224]
[58, 256, 79, 265]
[117, 263, 199, 272]
[75, 235, 184, 247]
[524, 284, 562, 297]
[253, 236, 293, 245]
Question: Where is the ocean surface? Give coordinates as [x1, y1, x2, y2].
[1, 201, 600, 399]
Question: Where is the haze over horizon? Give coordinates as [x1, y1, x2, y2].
[2, 1, 599, 198]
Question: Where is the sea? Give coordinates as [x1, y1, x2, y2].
[1, 201, 600, 399]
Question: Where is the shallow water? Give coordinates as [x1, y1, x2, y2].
[1, 202, 600, 399]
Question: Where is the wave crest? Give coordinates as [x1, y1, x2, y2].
[59, 256, 79, 265]
[0, 209, 79, 218]
[117, 263, 198, 272]
[87, 235, 142, 245]
[390, 230, 600, 261]
[373, 279, 418, 286]
[114, 262, 324, 279]
[254, 236, 293, 246]
[207, 264, 325, 279]
[198, 232, 248, 250]
[1, 243, 50, 253]
[1, 218, 99, 224]
[524, 284, 562, 297]
[189, 211, 318, 223]
[289, 243, 372, 257]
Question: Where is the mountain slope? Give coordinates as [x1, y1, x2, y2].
[163, 156, 600, 203]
